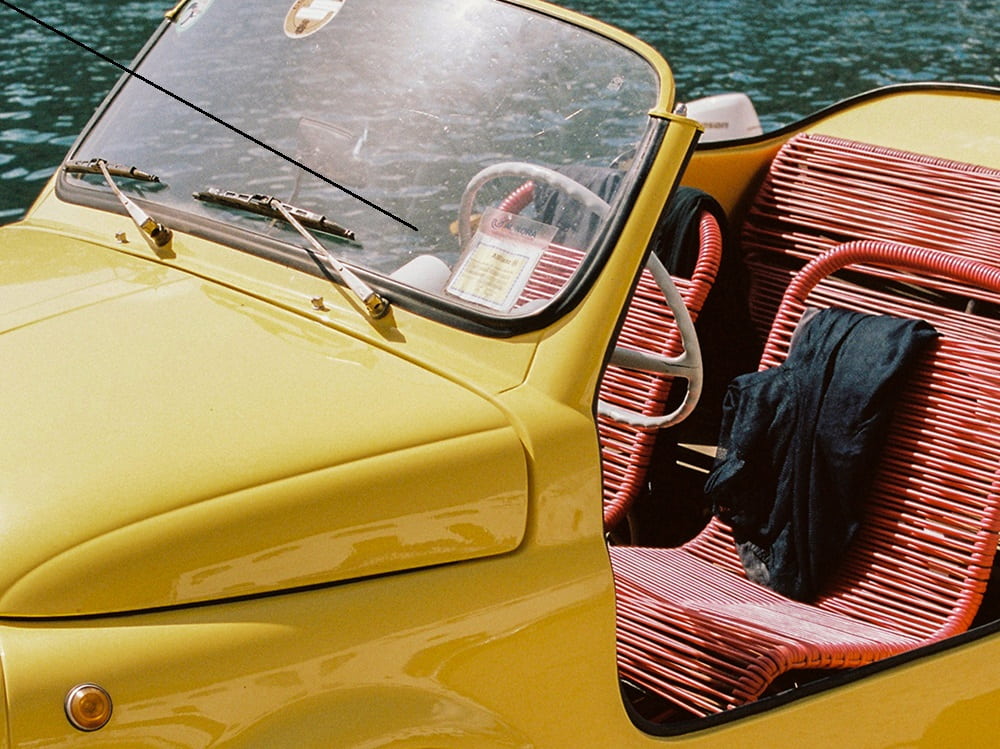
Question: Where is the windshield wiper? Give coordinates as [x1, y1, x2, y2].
[194, 188, 389, 319]
[64, 158, 173, 254]
[193, 188, 355, 241]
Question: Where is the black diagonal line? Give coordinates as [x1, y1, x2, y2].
[0, 0, 418, 232]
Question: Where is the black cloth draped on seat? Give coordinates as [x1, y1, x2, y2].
[705, 307, 938, 600]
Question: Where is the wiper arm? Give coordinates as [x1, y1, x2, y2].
[194, 188, 389, 319]
[64, 158, 173, 254]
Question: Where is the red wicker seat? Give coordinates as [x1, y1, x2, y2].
[611, 240, 1000, 718]
[511, 180, 724, 531]
[741, 133, 1000, 336]
[599, 210, 721, 530]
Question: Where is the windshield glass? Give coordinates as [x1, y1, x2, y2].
[65, 0, 660, 323]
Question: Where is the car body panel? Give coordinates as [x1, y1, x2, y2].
[1, 560, 996, 746]
[0, 0, 996, 744]
[0, 223, 530, 616]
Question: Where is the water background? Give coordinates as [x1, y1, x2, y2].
[1, 0, 998, 223]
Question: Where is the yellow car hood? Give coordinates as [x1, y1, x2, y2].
[0, 227, 529, 617]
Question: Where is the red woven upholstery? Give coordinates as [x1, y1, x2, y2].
[612, 241, 1000, 718]
[741, 133, 1000, 336]
[514, 243, 589, 307]
[513, 194, 723, 531]
[600, 211, 722, 530]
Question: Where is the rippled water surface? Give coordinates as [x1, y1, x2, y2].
[1, 0, 998, 222]
[563, 0, 1000, 125]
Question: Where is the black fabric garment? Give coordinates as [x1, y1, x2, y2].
[638, 187, 761, 545]
[650, 185, 723, 278]
[655, 187, 760, 444]
[704, 307, 938, 601]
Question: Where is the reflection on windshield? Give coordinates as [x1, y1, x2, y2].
[68, 0, 659, 321]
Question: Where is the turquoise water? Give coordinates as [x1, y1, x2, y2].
[1, 0, 998, 222]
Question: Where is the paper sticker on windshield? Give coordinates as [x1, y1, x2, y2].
[447, 209, 557, 312]
[285, 0, 345, 38]
[174, 0, 215, 32]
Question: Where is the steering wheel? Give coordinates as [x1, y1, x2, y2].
[459, 162, 701, 428]
[597, 249, 703, 429]
[458, 162, 610, 247]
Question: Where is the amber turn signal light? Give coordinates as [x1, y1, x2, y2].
[65, 683, 113, 731]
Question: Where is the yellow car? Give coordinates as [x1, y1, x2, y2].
[0, 0, 997, 745]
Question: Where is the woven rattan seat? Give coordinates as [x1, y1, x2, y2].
[513, 186, 723, 531]
[741, 133, 1000, 336]
[612, 241, 1000, 717]
[600, 210, 721, 530]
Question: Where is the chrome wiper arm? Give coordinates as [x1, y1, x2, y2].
[64, 158, 173, 253]
[193, 188, 355, 241]
[194, 188, 389, 319]
[269, 199, 390, 319]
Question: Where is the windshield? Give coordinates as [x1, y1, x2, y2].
[64, 0, 661, 325]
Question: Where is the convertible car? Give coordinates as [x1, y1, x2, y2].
[0, 0, 997, 745]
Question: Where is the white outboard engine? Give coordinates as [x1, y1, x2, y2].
[682, 93, 763, 143]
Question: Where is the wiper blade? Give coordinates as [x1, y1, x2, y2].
[194, 188, 389, 319]
[64, 158, 173, 254]
[65, 158, 161, 183]
[193, 188, 355, 241]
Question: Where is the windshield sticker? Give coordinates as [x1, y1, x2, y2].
[174, 0, 215, 33]
[285, 0, 345, 38]
[447, 209, 557, 312]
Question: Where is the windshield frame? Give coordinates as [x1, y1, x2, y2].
[55, 0, 675, 337]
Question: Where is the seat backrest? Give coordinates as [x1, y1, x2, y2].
[505, 178, 725, 531]
[753, 241, 1000, 638]
[599, 209, 721, 529]
[740, 133, 1000, 337]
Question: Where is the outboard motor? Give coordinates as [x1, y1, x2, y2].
[684, 92, 763, 142]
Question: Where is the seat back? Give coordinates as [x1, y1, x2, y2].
[699, 241, 1000, 637]
[741, 133, 1000, 336]
[600, 210, 721, 529]
[505, 178, 725, 530]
